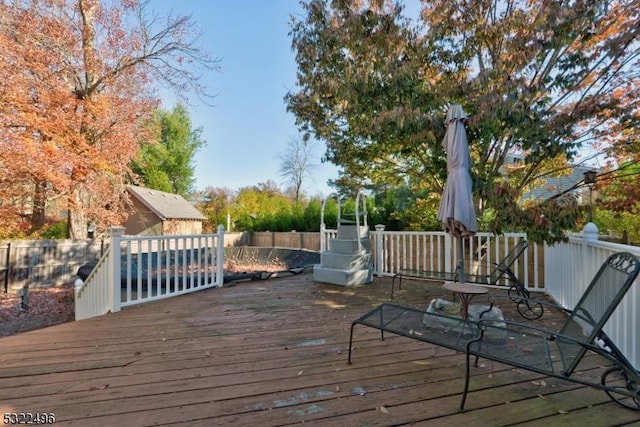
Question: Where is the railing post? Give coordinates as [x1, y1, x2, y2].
[444, 233, 453, 274]
[583, 222, 599, 243]
[216, 225, 225, 288]
[582, 222, 599, 287]
[109, 226, 125, 314]
[3, 242, 10, 294]
[374, 224, 385, 277]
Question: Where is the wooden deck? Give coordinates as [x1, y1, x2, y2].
[1, 274, 639, 426]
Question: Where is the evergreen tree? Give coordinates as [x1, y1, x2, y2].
[133, 104, 206, 196]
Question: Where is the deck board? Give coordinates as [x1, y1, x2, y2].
[0, 273, 637, 426]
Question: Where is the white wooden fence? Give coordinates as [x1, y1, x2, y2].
[75, 226, 225, 320]
[369, 229, 542, 289]
[545, 230, 640, 369]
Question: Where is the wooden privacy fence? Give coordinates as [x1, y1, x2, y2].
[250, 231, 321, 251]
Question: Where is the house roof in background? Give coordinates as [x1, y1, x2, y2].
[128, 185, 205, 221]
[521, 164, 599, 201]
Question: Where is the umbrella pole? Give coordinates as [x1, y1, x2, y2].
[457, 236, 465, 282]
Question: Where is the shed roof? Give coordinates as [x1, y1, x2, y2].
[128, 185, 205, 221]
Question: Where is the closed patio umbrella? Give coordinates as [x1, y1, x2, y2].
[437, 104, 477, 282]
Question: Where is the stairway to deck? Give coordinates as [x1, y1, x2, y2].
[313, 192, 373, 286]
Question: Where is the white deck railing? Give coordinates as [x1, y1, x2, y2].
[74, 244, 114, 321]
[369, 229, 543, 291]
[545, 231, 640, 368]
[75, 225, 225, 320]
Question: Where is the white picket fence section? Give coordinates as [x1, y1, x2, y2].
[75, 225, 225, 320]
[367, 229, 542, 291]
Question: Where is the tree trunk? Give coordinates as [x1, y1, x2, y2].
[30, 180, 47, 231]
[67, 185, 90, 239]
[68, 208, 87, 239]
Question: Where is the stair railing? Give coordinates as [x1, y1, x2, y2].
[355, 189, 367, 253]
[319, 191, 368, 253]
[320, 193, 340, 253]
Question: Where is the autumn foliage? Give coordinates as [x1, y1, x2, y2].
[287, 0, 640, 243]
[0, 0, 217, 238]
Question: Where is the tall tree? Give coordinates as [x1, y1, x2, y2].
[196, 186, 235, 232]
[287, 0, 640, 242]
[133, 103, 206, 196]
[0, 0, 219, 238]
[278, 137, 319, 203]
[232, 182, 292, 231]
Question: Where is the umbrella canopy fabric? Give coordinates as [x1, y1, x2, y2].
[437, 104, 477, 238]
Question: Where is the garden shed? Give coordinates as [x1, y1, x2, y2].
[124, 185, 205, 236]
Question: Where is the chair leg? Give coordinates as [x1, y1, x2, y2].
[461, 350, 472, 411]
[348, 323, 356, 364]
[391, 275, 397, 299]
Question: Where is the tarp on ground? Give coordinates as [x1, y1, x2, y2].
[223, 247, 319, 270]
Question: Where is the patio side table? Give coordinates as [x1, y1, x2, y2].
[443, 282, 489, 320]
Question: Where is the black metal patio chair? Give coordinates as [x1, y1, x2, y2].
[391, 239, 542, 319]
[462, 240, 542, 318]
[348, 251, 640, 411]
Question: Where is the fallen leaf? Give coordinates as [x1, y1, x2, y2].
[297, 370, 304, 376]
[537, 394, 547, 400]
[89, 384, 109, 391]
[558, 409, 569, 414]
[379, 405, 390, 414]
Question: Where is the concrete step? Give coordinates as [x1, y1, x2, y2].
[320, 252, 370, 270]
[329, 238, 371, 254]
[337, 225, 369, 240]
[312, 266, 373, 287]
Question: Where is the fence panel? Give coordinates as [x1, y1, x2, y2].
[369, 230, 542, 291]
[75, 227, 225, 320]
[249, 231, 321, 251]
[74, 249, 113, 320]
[119, 233, 222, 308]
[0, 239, 105, 293]
[545, 235, 640, 369]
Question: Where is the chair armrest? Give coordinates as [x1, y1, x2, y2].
[475, 317, 605, 354]
[477, 316, 559, 336]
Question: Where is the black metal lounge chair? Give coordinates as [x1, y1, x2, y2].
[348, 251, 640, 411]
[392, 240, 542, 319]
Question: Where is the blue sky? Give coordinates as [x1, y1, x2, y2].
[151, 0, 339, 197]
